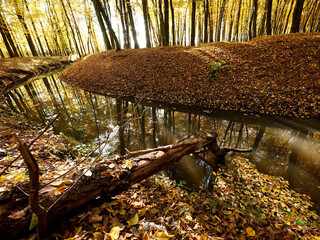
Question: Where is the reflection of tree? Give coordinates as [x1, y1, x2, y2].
[249, 125, 266, 160]
[285, 130, 308, 185]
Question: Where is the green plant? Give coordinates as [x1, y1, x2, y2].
[206, 61, 228, 82]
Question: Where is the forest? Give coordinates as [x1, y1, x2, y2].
[0, 0, 319, 56]
[1, 0, 320, 239]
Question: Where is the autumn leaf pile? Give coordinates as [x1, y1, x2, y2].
[59, 33, 320, 119]
[50, 157, 320, 240]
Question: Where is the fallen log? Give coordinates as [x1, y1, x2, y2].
[0, 130, 224, 239]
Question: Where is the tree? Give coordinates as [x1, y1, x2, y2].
[142, 0, 151, 47]
[190, 0, 196, 46]
[266, 0, 273, 35]
[91, 0, 121, 50]
[290, 0, 305, 33]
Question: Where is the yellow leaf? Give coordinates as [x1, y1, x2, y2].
[124, 160, 132, 169]
[119, 209, 126, 215]
[15, 173, 23, 181]
[200, 233, 207, 240]
[127, 213, 139, 227]
[92, 232, 104, 240]
[246, 227, 255, 237]
[109, 226, 120, 240]
[139, 208, 147, 217]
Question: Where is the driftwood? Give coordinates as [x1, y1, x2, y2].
[0, 130, 239, 239]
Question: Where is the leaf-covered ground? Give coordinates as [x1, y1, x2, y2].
[51, 157, 320, 240]
[59, 33, 320, 119]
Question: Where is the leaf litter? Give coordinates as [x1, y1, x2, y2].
[60, 33, 320, 119]
[50, 157, 320, 239]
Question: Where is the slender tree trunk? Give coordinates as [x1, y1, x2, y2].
[66, 0, 87, 54]
[170, 0, 175, 45]
[142, 0, 151, 47]
[126, 0, 140, 48]
[216, 0, 227, 42]
[163, 0, 169, 46]
[13, 1, 38, 56]
[59, 0, 82, 56]
[266, 0, 273, 35]
[24, 0, 46, 56]
[203, 0, 209, 43]
[92, 0, 121, 50]
[190, 0, 196, 46]
[252, 0, 258, 38]
[0, 12, 19, 57]
[92, 0, 112, 50]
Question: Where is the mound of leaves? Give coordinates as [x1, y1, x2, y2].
[60, 33, 320, 119]
[51, 156, 320, 239]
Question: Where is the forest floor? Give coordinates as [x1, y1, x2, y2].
[0, 55, 79, 95]
[60, 33, 320, 119]
[0, 108, 320, 239]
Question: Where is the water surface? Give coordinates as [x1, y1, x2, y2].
[5, 72, 320, 212]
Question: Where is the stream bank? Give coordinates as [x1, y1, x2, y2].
[60, 33, 320, 119]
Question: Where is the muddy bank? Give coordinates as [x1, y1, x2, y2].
[0, 55, 78, 95]
[60, 33, 320, 119]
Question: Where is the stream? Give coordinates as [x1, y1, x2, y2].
[4, 71, 320, 213]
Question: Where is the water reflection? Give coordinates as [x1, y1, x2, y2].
[4, 73, 320, 213]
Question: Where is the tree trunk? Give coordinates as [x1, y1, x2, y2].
[142, 0, 151, 47]
[170, 0, 175, 45]
[290, 0, 305, 33]
[0, 131, 223, 240]
[126, 0, 140, 48]
[92, 0, 112, 50]
[266, 0, 273, 35]
[190, 0, 196, 46]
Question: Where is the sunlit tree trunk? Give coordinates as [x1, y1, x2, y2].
[0, 12, 19, 57]
[282, 0, 294, 33]
[168, 0, 174, 45]
[92, 0, 121, 50]
[116, 0, 130, 49]
[216, 0, 227, 42]
[13, 0, 38, 56]
[59, 0, 81, 56]
[66, 0, 87, 54]
[126, 0, 140, 48]
[233, 0, 242, 41]
[24, 0, 46, 56]
[92, 0, 112, 50]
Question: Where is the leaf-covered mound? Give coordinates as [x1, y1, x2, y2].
[59, 33, 320, 119]
[53, 157, 320, 239]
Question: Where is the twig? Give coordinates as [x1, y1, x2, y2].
[0, 113, 61, 177]
[14, 134, 47, 239]
[222, 147, 252, 153]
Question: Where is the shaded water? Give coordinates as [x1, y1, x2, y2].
[4, 73, 320, 213]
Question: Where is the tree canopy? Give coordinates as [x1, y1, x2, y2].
[0, 0, 319, 57]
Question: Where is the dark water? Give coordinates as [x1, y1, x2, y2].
[4, 73, 320, 213]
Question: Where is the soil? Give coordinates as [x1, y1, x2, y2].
[59, 33, 320, 119]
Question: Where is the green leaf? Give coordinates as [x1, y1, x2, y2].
[29, 213, 38, 230]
